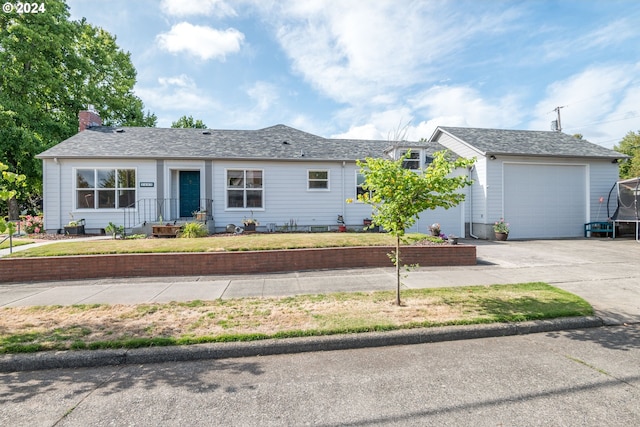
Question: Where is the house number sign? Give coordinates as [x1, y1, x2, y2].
[139, 182, 154, 187]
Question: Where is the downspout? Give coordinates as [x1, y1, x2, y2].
[468, 165, 478, 239]
[55, 158, 62, 233]
[341, 161, 346, 219]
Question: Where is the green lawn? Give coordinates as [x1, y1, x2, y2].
[0, 282, 593, 354]
[0, 238, 35, 250]
[7, 232, 435, 257]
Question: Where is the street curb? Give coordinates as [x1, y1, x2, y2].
[0, 316, 605, 372]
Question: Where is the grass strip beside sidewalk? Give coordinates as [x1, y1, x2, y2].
[0, 283, 592, 354]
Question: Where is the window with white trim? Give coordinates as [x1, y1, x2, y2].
[226, 169, 263, 208]
[307, 170, 329, 190]
[356, 172, 373, 201]
[76, 168, 136, 209]
[401, 151, 421, 169]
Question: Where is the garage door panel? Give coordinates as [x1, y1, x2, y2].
[504, 164, 586, 239]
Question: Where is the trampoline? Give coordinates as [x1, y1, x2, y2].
[608, 177, 640, 241]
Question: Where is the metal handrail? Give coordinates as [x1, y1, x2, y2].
[123, 198, 213, 232]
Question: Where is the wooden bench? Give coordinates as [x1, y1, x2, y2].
[584, 221, 613, 237]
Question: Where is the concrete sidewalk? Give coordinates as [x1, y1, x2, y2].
[1, 238, 638, 324]
[1, 238, 638, 371]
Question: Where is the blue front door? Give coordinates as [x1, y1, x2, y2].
[179, 171, 200, 217]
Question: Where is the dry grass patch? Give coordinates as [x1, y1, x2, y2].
[7, 233, 430, 257]
[0, 283, 592, 353]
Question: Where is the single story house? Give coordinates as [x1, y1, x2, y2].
[36, 111, 626, 239]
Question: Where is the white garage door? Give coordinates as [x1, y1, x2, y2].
[504, 164, 587, 239]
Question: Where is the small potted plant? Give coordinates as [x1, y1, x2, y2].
[242, 216, 258, 232]
[192, 209, 207, 221]
[337, 215, 347, 232]
[429, 223, 441, 236]
[64, 213, 85, 235]
[493, 218, 509, 240]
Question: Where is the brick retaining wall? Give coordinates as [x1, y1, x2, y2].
[0, 245, 475, 283]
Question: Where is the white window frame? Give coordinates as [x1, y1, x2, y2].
[355, 172, 373, 202]
[225, 168, 265, 210]
[74, 167, 137, 210]
[307, 169, 330, 191]
[401, 150, 421, 170]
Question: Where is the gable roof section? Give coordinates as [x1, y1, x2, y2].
[434, 126, 626, 159]
[37, 124, 417, 162]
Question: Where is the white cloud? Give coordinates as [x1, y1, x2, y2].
[529, 65, 640, 146]
[332, 124, 385, 141]
[135, 75, 218, 126]
[160, 0, 236, 17]
[267, 1, 521, 105]
[542, 19, 638, 62]
[246, 81, 280, 112]
[157, 74, 196, 89]
[156, 22, 244, 61]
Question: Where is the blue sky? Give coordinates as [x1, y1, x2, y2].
[66, 0, 640, 148]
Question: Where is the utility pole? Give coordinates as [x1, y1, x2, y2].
[553, 106, 565, 132]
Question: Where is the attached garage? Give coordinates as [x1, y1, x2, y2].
[430, 127, 626, 240]
[504, 163, 587, 239]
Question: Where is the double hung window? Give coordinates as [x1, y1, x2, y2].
[227, 169, 263, 208]
[308, 170, 329, 190]
[401, 151, 421, 169]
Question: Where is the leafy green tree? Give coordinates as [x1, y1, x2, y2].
[171, 115, 208, 129]
[353, 150, 474, 305]
[0, 162, 26, 236]
[614, 131, 640, 179]
[0, 0, 156, 216]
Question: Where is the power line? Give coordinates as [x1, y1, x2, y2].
[563, 111, 640, 131]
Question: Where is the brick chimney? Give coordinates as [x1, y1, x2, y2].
[78, 107, 102, 132]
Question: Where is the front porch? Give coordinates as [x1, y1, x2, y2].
[123, 198, 214, 235]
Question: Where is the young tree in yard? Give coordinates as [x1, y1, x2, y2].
[0, 162, 26, 237]
[353, 150, 474, 305]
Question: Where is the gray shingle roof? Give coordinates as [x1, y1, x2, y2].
[37, 124, 445, 161]
[36, 125, 380, 161]
[436, 126, 626, 159]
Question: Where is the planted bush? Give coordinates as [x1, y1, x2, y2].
[180, 222, 208, 238]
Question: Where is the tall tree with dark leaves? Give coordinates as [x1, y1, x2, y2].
[614, 131, 640, 179]
[171, 115, 208, 129]
[0, 0, 155, 217]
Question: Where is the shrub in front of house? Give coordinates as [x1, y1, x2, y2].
[21, 214, 44, 234]
[180, 222, 208, 238]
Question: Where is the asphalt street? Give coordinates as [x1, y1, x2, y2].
[1, 325, 638, 426]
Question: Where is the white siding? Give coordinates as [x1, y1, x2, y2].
[42, 159, 61, 232]
[588, 161, 620, 222]
[44, 158, 156, 232]
[212, 160, 358, 230]
[434, 132, 483, 159]
[433, 131, 486, 229]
